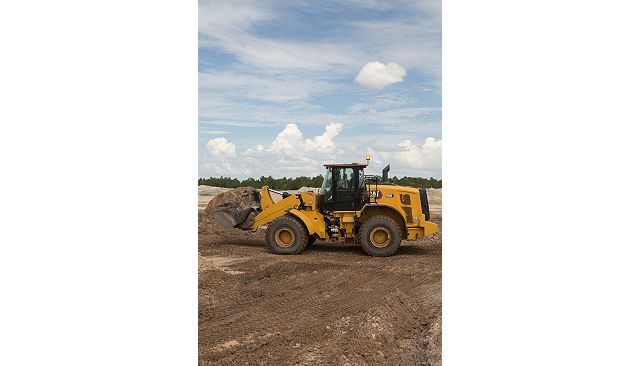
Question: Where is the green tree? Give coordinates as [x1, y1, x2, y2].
[199, 174, 441, 189]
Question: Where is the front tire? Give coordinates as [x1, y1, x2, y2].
[266, 215, 309, 254]
[360, 215, 401, 256]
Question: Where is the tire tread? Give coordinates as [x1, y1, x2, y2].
[265, 215, 309, 255]
[359, 215, 402, 257]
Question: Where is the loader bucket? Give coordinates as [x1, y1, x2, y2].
[204, 187, 261, 230]
[210, 203, 254, 228]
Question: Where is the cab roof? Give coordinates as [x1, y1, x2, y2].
[323, 163, 368, 168]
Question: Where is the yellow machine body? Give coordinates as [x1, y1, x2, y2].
[252, 187, 327, 238]
[251, 185, 438, 243]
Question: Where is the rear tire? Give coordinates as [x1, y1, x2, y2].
[266, 215, 309, 255]
[360, 215, 401, 257]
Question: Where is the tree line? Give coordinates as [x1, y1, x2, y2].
[198, 175, 442, 189]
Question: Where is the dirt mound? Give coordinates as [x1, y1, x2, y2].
[293, 186, 319, 193]
[427, 188, 441, 204]
[199, 186, 229, 210]
[199, 211, 231, 236]
[198, 211, 260, 236]
[199, 185, 229, 197]
[204, 187, 257, 214]
[198, 211, 265, 252]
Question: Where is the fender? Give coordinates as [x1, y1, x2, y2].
[359, 203, 408, 225]
[289, 209, 327, 239]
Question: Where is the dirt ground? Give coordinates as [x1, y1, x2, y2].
[198, 188, 442, 366]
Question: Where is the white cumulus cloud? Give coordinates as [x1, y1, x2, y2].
[207, 137, 236, 158]
[203, 137, 252, 175]
[305, 122, 342, 153]
[244, 122, 344, 175]
[370, 137, 441, 177]
[354, 61, 407, 89]
[267, 122, 343, 154]
[200, 127, 441, 179]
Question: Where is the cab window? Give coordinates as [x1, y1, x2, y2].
[335, 167, 355, 190]
[320, 168, 333, 201]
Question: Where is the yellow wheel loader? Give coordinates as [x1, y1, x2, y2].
[210, 163, 439, 257]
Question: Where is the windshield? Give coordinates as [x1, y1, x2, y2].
[319, 168, 332, 201]
[335, 167, 354, 190]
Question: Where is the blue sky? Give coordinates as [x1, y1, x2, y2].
[199, 0, 441, 179]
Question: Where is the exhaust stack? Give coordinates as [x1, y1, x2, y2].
[382, 164, 390, 183]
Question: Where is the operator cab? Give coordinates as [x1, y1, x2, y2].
[318, 163, 368, 212]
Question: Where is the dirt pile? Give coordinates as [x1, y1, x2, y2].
[199, 185, 229, 197]
[204, 187, 258, 214]
[426, 188, 441, 204]
[426, 188, 442, 216]
[199, 211, 263, 236]
[198, 187, 265, 249]
[199, 211, 229, 235]
[199, 186, 229, 210]
[203, 187, 260, 229]
[295, 186, 319, 193]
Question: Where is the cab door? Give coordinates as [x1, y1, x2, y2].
[332, 166, 357, 211]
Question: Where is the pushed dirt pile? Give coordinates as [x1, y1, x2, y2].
[198, 210, 264, 239]
[204, 187, 258, 215]
[203, 187, 260, 229]
[199, 188, 442, 366]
